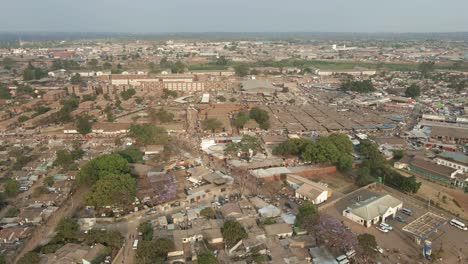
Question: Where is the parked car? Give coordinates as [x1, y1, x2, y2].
[373, 246, 384, 254]
[395, 216, 406, 223]
[379, 223, 393, 231]
[376, 226, 389, 233]
[401, 208, 413, 216]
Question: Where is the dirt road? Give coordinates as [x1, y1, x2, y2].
[14, 186, 87, 262]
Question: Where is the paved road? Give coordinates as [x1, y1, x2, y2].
[113, 217, 139, 264]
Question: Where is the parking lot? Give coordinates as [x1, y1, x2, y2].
[324, 186, 468, 263]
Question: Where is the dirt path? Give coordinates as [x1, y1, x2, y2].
[14, 186, 88, 262]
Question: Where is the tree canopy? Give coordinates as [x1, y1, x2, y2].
[17, 252, 40, 264]
[225, 135, 262, 155]
[75, 115, 92, 135]
[22, 63, 47, 81]
[222, 220, 248, 248]
[55, 218, 80, 241]
[77, 154, 130, 186]
[273, 134, 354, 171]
[129, 124, 169, 146]
[358, 233, 378, 257]
[85, 173, 137, 207]
[202, 118, 223, 132]
[120, 88, 136, 100]
[149, 108, 174, 123]
[70, 73, 83, 85]
[51, 59, 80, 71]
[295, 201, 319, 232]
[405, 84, 421, 98]
[5, 178, 19, 197]
[340, 79, 375, 93]
[357, 139, 421, 193]
[249, 107, 270, 130]
[198, 252, 219, 264]
[234, 63, 250, 77]
[232, 112, 250, 129]
[118, 147, 143, 163]
[136, 238, 174, 264]
[0, 84, 11, 99]
[138, 221, 154, 241]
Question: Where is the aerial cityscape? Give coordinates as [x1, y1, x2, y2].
[0, 1, 467, 264]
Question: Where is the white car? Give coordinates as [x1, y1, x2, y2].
[376, 226, 389, 233]
[379, 223, 393, 231]
[373, 246, 384, 254]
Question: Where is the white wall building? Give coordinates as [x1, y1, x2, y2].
[343, 194, 402, 227]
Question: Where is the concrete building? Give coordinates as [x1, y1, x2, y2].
[343, 194, 402, 227]
[286, 174, 331, 205]
[264, 223, 293, 239]
[435, 152, 468, 173]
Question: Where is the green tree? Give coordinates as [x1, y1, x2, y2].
[200, 207, 216, 219]
[273, 138, 313, 157]
[202, 118, 223, 132]
[405, 84, 421, 98]
[0, 254, 6, 264]
[22, 63, 47, 81]
[358, 233, 378, 257]
[249, 107, 270, 129]
[198, 252, 219, 264]
[103, 62, 112, 70]
[392, 149, 404, 160]
[232, 112, 250, 128]
[419, 61, 435, 76]
[5, 178, 19, 197]
[118, 147, 143, 163]
[75, 115, 92, 135]
[0, 84, 11, 99]
[70, 73, 83, 85]
[120, 88, 136, 100]
[138, 221, 154, 241]
[18, 115, 29, 123]
[77, 154, 130, 186]
[5, 207, 20, 217]
[136, 238, 174, 264]
[328, 133, 353, 154]
[0, 193, 8, 210]
[129, 124, 169, 146]
[336, 154, 353, 172]
[295, 201, 319, 232]
[215, 56, 229, 66]
[87, 58, 98, 68]
[234, 63, 249, 77]
[44, 176, 55, 187]
[171, 60, 185, 73]
[302, 138, 341, 164]
[85, 174, 137, 207]
[159, 57, 169, 68]
[341, 79, 375, 93]
[54, 149, 74, 168]
[1, 57, 15, 69]
[162, 88, 178, 99]
[149, 108, 174, 123]
[225, 135, 262, 154]
[216, 95, 226, 102]
[55, 218, 80, 241]
[356, 165, 375, 187]
[17, 252, 40, 264]
[222, 220, 248, 247]
[84, 229, 123, 249]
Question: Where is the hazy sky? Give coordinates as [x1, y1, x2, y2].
[1, 0, 467, 33]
